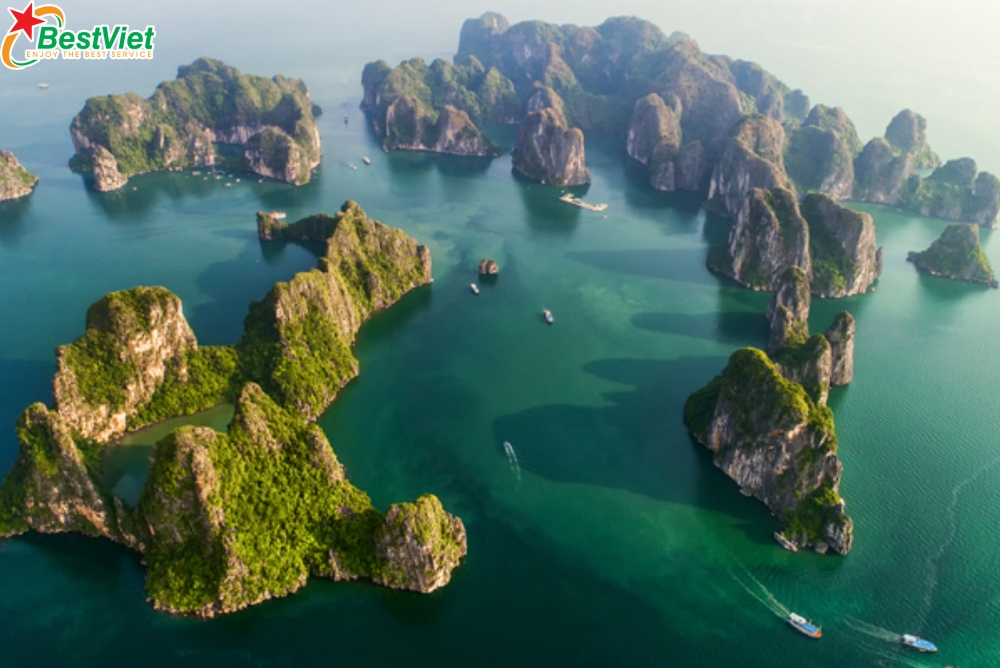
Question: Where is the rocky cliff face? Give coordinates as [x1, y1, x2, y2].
[478, 258, 500, 275]
[373, 495, 468, 593]
[685, 349, 853, 554]
[626, 93, 708, 192]
[907, 223, 998, 287]
[627, 94, 681, 164]
[825, 312, 855, 386]
[383, 96, 499, 156]
[0, 149, 38, 201]
[53, 287, 198, 443]
[885, 109, 939, 169]
[710, 187, 810, 290]
[800, 193, 882, 297]
[784, 105, 861, 200]
[766, 267, 811, 355]
[512, 105, 590, 185]
[708, 116, 790, 215]
[70, 58, 322, 189]
[900, 159, 1000, 228]
[853, 138, 914, 204]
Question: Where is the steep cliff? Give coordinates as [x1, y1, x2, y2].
[766, 267, 811, 355]
[685, 349, 853, 554]
[70, 58, 322, 189]
[708, 115, 790, 215]
[626, 93, 708, 191]
[511, 105, 590, 185]
[53, 287, 198, 443]
[709, 187, 810, 290]
[383, 97, 500, 156]
[239, 202, 433, 419]
[854, 109, 939, 204]
[900, 159, 1000, 228]
[0, 149, 38, 201]
[784, 105, 861, 199]
[885, 109, 939, 169]
[907, 223, 998, 287]
[139, 385, 467, 617]
[799, 193, 883, 297]
[825, 312, 855, 386]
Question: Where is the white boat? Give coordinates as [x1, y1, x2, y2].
[543, 309, 554, 325]
[787, 613, 822, 639]
[38, 83, 49, 89]
[470, 283, 479, 295]
[559, 192, 608, 212]
[774, 532, 799, 552]
[363, 156, 371, 165]
[503, 441, 515, 458]
[901, 635, 938, 653]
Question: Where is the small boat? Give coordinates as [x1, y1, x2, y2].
[192, 170, 200, 176]
[363, 156, 371, 165]
[543, 309, 554, 325]
[38, 83, 49, 89]
[503, 441, 515, 458]
[470, 283, 479, 295]
[774, 532, 799, 552]
[902, 635, 938, 653]
[559, 192, 609, 212]
[235, 178, 240, 183]
[349, 164, 357, 171]
[225, 183, 232, 188]
[787, 613, 822, 639]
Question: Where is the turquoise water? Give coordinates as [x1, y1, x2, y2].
[2, 2, 1000, 666]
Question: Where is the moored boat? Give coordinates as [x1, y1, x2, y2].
[559, 192, 609, 212]
[787, 613, 821, 639]
[363, 156, 371, 165]
[902, 635, 938, 653]
[38, 83, 49, 89]
[470, 283, 479, 295]
[543, 309, 554, 324]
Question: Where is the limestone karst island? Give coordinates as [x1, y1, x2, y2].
[0, 4, 997, 665]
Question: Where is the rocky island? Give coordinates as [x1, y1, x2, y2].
[512, 88, 589, 185]
[0, 202, 466, 616]
[907, 223, 998, 287]
[0, 150, 38, 201]
[69, 58, 322, 192]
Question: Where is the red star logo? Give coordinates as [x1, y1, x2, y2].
[8, 3, 45, 41]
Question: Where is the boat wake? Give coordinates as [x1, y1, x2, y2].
[845, 616, 901, 642]
[729, 564, 790, 619]
[503, 441, 521, 482]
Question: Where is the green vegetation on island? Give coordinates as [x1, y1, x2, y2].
[0, 149, 38, 201]
[907, 223, 998, 288]
[70, 58, 322, 192]
[0, 201, 465, 615]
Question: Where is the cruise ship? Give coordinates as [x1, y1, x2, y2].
[902, 634, 938, 652]
[787, 613, 822, 639]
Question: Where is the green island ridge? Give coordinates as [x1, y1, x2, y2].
[364, 13, 1000, 228]
[907, 223, 998, 288]
[0, 202, 467, 617]
[69, 58, 322, 193]
[0, 149, 38, 201]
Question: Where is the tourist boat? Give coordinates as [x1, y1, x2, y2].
[774, 532, 799, 552]
[902, 635, 938, 653]
[38, 83, 49, 89]
[503, 441, 514, 458]
[543, 309, 554, 325]
[470, 283, 479, 295]
[788, 613, 822, 639]
[363, 156, 371, 165]
[558, 192, 609, 212]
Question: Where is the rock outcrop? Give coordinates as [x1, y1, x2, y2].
[825, 312, 855, 386]
[799, 193, 883, 297]
[900, 159, 1000, 228]
[53, 287, 198, 443]
[766, 267, 811, 355]
[885, 109, 939, 169]
[0, 149, 38, 201]
[709, 187, 810, 290]
[478, 258, 499, 275]
[512, 105, 589, 185]
[907, 223, 998, 287]
[684, 348, 853, 554]
[626, 93, 708, 191]
[854, 109, 939, 205]
[70, 58, 322, 189]
[784, 105, 861, 199]
[708, 116, 790, 215]
[383, 97, 499, 156]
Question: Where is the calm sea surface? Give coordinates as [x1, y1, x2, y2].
[1, 2, 998, 666]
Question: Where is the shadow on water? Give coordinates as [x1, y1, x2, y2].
[0, 195, 33, 247]
[0, 359, 56, 471]
[913, 268, 994, 302]
[490, 354, 780, 544]
[620, 157, 706, 216]
[513, 176, 583, 235]
[632, 310, 769, 346]
[565, 248, 716, 286]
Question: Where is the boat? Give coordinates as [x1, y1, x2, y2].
[363, 156, 371, 165]
[349, 164, 357, 171]
[38, 83, 49, 89]
[787, 613, 822, 639]
[559, 192, 609, 212]
[344, 116, 349, 124]
[503, 441, 514, 457]
[774, 532, 799, 552]
[902, 635, 938, 653]
[543, 309, 554, 325]
[470, 283, 479, 295]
